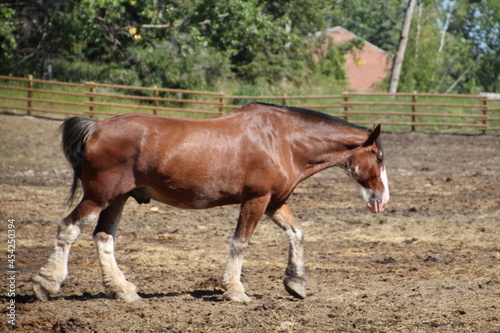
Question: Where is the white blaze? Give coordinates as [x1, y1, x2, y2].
[380, 166, 390, 206]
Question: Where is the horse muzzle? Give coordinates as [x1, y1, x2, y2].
[366, 191, 389, 213]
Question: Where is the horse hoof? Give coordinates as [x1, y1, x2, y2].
[32, 281, 50, 301]
[32, 274, 60, 301]
[222, 291, 252, 303]
[284, 276, 307, 299]
[119, 291, 142, 303]
[111, 283, 142, 303]
[105, 280, 141, 303]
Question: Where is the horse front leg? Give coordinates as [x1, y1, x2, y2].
[92, 196, 140, 303]
[221, 194, 270, 303]
[33, 199, 101, 301]
[267, 204, 307, 299]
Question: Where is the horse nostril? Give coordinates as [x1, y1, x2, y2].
[373, 193, 383, 204]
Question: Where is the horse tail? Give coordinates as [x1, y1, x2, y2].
[58, 117, 98, 205]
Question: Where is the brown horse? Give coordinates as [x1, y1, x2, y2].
[33, 102, 389, 303]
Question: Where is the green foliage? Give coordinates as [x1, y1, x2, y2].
[51, 58, 140, 85]
[397, 0, 499, 93]
[260, 0, 330, 35]
[0, 8, 17, 66]
[477, 52, 500, 92]
[397, 3, 441, 92]
[1, 0, 498, 93]
[191, 0, 290, 81]
[446, 0, 499, 93]
[76, 0, 139, 60]
[314, 43, 347, 80]
[128, 39, 233, 90]
[328, 0, 403, 53]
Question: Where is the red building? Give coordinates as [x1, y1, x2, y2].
[323, 27, 393, 91]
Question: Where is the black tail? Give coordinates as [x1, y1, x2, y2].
[58, 117, 97, 205]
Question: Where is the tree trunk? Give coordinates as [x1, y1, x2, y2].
[42, 51, 53, 80]
[388, 0, 417, 93]
[430, 3, 454, 90]
[41, 0, 53, 79]
[414, 2, 422, 60]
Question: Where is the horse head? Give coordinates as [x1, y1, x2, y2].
[346, 124, 390, 213]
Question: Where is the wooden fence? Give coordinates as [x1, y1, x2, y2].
[1, 75, 499, 133]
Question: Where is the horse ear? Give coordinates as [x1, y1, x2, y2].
[362, 124, 381, 147]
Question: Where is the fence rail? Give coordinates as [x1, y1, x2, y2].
[1, 75, 499, 133]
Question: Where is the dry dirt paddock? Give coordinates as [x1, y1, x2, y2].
[0, 114, 499, 333]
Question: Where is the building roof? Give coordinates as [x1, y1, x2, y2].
[321, 26, 393, 91]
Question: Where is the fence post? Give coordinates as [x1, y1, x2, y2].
[342, 92, 349, 121]
[27, 74, 33, 115]
[283, 93, 288, 106]
[482, 96, 489, 134]
[411, 90, 417, 132]
[152, 87, 159, 115]
[218, 92, 225, 115]
[87, 82, 95, 118]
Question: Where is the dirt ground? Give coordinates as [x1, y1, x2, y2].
[0, 114, 499, 333]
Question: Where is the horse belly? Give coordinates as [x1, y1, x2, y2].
[145, 185, 241, 209]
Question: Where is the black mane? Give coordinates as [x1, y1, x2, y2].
[254, 102, 369, 132]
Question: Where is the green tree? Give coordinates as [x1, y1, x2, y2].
[446, 0, 499, 92]
[75, 0, 147, 61]
[0, 6, 17, 69]
[260, 0, 329, 35]
[328, 0, 404, 53]
[50, 0, 234, 89]
[399, 0, 499, 93]
[0, 0, 78, 78]
[398, 1, 443, 92]
[191, 0, 291, 81]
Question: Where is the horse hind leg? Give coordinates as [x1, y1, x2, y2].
[267, 204, 307, 299]
[33, 199, 101, 301]
[93, 195, 140, 303]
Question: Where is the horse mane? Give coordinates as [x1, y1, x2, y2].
[253, 102, 369, 132]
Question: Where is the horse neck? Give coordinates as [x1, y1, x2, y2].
[291, 121, 368, 177]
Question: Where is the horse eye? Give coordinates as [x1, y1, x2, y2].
[377, 157, 383, 164]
